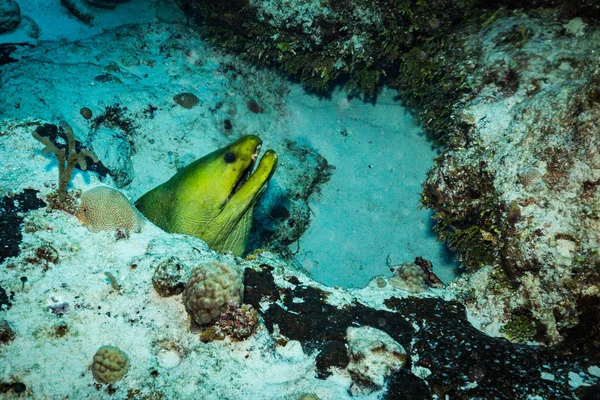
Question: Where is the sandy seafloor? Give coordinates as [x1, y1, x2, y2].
[0, 0, 463, 398]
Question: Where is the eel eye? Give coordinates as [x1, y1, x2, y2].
[224, 152, 236, 163]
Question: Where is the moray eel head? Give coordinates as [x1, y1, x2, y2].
[135, 135, 277, 256]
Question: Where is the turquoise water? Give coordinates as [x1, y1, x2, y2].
[284, 87, 458, 288]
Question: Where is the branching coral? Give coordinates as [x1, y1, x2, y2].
[32, 121, 98, 204]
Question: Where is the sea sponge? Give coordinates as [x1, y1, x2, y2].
[32, 121, 99, 204]
[76, 186, 144, 233]
[91, 345, 130, 384]
[182, 261, 244, 326]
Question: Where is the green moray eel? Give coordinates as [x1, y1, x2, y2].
[135, 135, 277, 256]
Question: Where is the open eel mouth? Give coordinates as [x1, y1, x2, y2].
[231, 143, 261, 196]
[227, 143, 278, 206]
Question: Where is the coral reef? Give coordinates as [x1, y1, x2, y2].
[91, 345, 130, 384]
[182, 261, 244, 326]
[32, 121, 98, 204]
[420, 10, 600, 343]
[249, 140, 334, 257]
[214, 303, 259, 341]
[76, 186, 144, 233]
[175, 0, 477, 99]
[389, 262, 429, 293]
[152, 257, 190, 297]
[200, 304, 259, 342]
[315, 340, 349, 379]
[244, 262, 600, 398]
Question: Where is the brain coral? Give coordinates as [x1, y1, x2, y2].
[182, 261, 244, 326]
[91, 345, 130, 384]
[76, 186, 143, 233]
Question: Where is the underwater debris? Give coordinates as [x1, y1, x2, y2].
[32, 121, 98, 204]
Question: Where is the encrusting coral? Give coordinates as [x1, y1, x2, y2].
[32, 121, 98, 204]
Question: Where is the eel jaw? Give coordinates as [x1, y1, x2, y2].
[229, 143, 261, 200]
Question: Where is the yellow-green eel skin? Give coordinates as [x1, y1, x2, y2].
[135, 135, 277, 256]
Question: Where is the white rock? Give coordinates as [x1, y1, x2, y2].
[346, 326, 407, 395]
